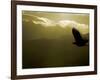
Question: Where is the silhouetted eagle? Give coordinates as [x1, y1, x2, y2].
[72, 28, 88, 46]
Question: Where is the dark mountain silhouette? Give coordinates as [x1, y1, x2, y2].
[72, 28, 88, 46]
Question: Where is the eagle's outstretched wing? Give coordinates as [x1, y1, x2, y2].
[72, 28, 83, 43]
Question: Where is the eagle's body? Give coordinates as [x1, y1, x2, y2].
[72, 28, 88, 46]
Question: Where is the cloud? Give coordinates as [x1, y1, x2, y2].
[22, 19, 29, 22]
[32, 17, 55, 27]
[57, 20, 78, 28]
[23, 14, 89, 34]
[31, 16, 88, 27]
